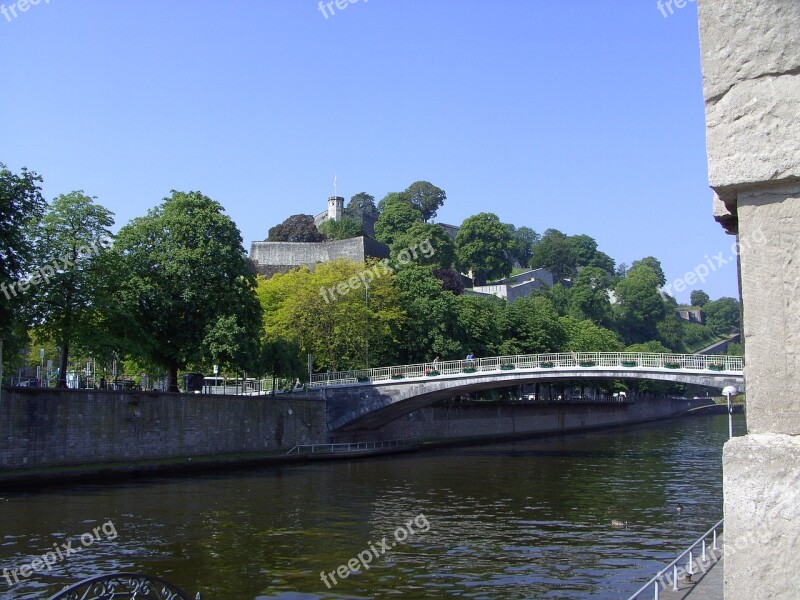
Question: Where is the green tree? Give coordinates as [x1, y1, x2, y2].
[455, 212, 513, 286]
[690, 290, 710, 307]
[318, 216, 364, 240]
[559, 316, 623, 352]
[391, 222, 455, 270]
[454, 294, 505, 357]
[110, 191, 263, 391]
[0, 163, 46, 350]
[631, 256, 666, 287]
[403, 181, 446, 222]
[374, 195, 423, 246]
[568, 266, 613, 327]
[500, 296, 566, 355]
[505, 224, 540, 266]
[528, 229, 578, 281]
[613, 263, 667, 344]
[625, 340, 673, 354]
[26, 192, 114, 387]
[393, 265, 463, 363]
[347, 192, 377, 215]
[704, 297, 741, 335]
[267, 214, 324, 242]
[257, 259, 404, 370]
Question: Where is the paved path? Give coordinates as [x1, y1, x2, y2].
[653, 543, 724, 600]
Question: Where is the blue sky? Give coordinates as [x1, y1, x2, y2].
[1, 0, 739, 303]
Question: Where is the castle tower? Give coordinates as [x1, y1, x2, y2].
[327, 196, 344, 222]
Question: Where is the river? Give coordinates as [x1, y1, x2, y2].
[0, 413, 744, 599]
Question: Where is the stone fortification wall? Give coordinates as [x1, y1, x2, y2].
[250, 236, 389, 277]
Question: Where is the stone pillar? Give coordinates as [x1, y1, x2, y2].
[698, 1, 800, 598]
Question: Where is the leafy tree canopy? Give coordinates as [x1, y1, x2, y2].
[391, 222, 455, 270]
[26, 191, 114, 386]
[631, 256, 666, 287]
[318, 216, 364, 240]
[109, 190, 262, 390]
[690, 289, 710, 307]
[528, 229, 578, 281]
[347, 192, 377, 215]
[268, 214, 324, 242]
[613, 263, 667, 344]
[403, 181, 446, 222]
[455, 212, 513, 286]
[704, 297, 741, 335]
[504, 224, 540, 267]
[374, 196, 423, 246]
[560, 316, 623, 352]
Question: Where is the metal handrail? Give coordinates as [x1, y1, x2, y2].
[286, 438, 419, 455]
[308, 353, 744, 387]
[627, 518, 724, 599]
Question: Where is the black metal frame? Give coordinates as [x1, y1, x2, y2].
[47, 573, 199, 600]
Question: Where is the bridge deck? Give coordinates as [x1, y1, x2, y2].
[310, 352, 744, 388]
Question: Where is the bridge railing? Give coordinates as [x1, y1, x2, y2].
[308, 352, 743, 388]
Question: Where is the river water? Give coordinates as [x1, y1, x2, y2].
[0, 414, 744, 599]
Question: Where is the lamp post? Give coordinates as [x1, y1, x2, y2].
[722, 385, 738, 439]
[365, 279, 369, 369]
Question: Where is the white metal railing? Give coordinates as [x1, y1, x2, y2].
[308, 353, 744, 388]
[627, 519, 724, 599]
[286, 438, 419, 455]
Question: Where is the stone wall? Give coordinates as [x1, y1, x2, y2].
[0, 388, 327, 473]
[249, 236, 390, 277]
[698, 1, 800, 597]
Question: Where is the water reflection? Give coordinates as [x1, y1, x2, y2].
[0, 414, 744, 599]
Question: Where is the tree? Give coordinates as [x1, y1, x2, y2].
[500, 296, 566, 355]
[455, 212, 513, 286]
[528, 229, 578, 281]
[391, 222, 455, 270]
[257, 259, 405, 370]
[267, 214, 324, 242]
[403, 181, 446, 222]
[559, 316, 623, 352]
[374, 196, 423, 246]
[318, 216, 364, 240]
[392, 265, 463, 363]
[690, 290, 710, 307]
[0, 163, 46, 348]
[568, 266, 613, 327]
[631, 256, 666, 287]
[613, 263, 667, 344]
[454, 294, 505, 357]
[505, 224, 540, 266]
[347, 192, 377, 215]
[109, 191, 263, 391]
[704, 297, 741, 335]
[26, 192, 114, 387]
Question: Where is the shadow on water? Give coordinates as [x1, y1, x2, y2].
[0, 414, 745, 599]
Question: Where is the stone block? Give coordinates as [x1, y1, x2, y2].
[737, 184, 800, 435]
[723, 434, 800, 599]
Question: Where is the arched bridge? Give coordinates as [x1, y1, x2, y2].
[308, 352, 744, 431]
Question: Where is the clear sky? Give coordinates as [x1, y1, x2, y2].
[1, 0, 739, 303]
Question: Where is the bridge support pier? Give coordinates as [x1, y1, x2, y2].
[699, 2, 800, 598]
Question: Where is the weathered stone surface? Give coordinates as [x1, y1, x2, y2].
[723, 434, 800, 599]
[712, 191, 738, 234]
[249, 236, 389, 277]
[698, 0, 800, 200]
[737, 183, 800, 435]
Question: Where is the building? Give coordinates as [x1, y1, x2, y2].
[313, 196, 378, 237]
[250, 236, 389, 278]
[466, 268, 554, 303]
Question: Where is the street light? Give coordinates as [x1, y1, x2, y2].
[722, 385, 738, 439]
[365, 279, 369, 369]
